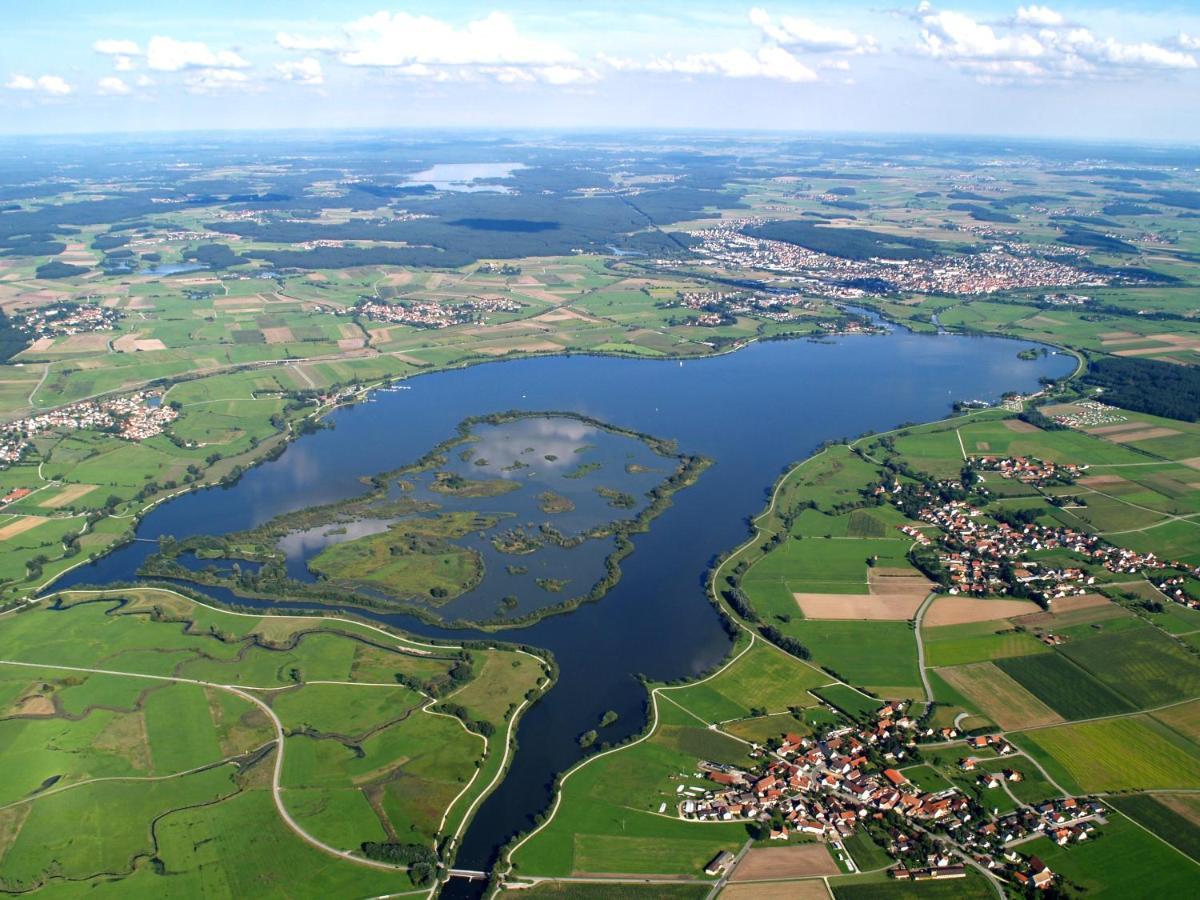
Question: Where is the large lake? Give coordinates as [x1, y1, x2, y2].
[53, 326, 1074, 878]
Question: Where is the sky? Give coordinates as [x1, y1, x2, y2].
[2, 1, 1199, 141]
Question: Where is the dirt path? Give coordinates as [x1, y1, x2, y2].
[0, 656, 409, 873]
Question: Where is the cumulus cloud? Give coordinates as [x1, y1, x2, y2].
[276, 32, 344, 52]
[94, 38, 140, 56]
[749, 7, 877, 54]
[913, 4, 1196, 82]
[606, 46, 818, 83]
[1176, 33, 1200, 51]
[147, 36, 249, 72]
[184, 68, 250, 93]
[97, 76, 131, 95]
[275, 57, 323, 86]
[340, 11, 572, 68]
[1014, 6, 1065, 28]
[5, 73, 72, 95]
[276, 11, 593, 85]
[94, 38, 141, 72]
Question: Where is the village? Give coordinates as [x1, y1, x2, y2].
[0, 390, 177, 468]
[689, 701, 1102, 890]
[664, 289, 888, 334]
[349, 295, 523, 329]
[686, 219, 1120, 298]
[890, 474, 1162, 602]
[16, 303, 122, 340]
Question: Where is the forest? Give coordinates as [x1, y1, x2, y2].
[1084, 356, 1200, 421]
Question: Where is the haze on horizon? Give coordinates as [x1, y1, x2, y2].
[2, 1, 1199, 143]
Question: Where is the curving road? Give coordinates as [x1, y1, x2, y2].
[0, 657, 407, 873]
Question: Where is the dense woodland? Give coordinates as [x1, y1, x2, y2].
[1084, 356, 1200, 421]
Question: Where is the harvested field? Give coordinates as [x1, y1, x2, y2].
[722, 881, 830, 900]
[531, 307, 600, 324]
[1052, 594, 1113, 613]
[924, 597, 1041, 627]
[1113, 344, 1179, 356]
[513, 287, 567, 304]
[1181, 458, 1200, 471]
[1156, 793, 1200, 829]
[795, 593, 923, 620]
[475, 340, 562, 355]
[1011, 594, 1120, 630]
[1003, 419, 1041, 433]
[868, 570, 933, 597]
[54, 333, 110, 352]
[938, 661, 1064, 730]
[1099, 331, 1139, 342]
[1105, 427, 1181, 443]
[0, 516, 48, 540]
[39, 484, 97, 508]
[1087, 422, 1147, 435]
[24, 337, 54, 353]
[337, 337, 365, 350]
[11, 693, 55, 716]
[261, 327, 294, 344]
[214, 296, 263, 309]
[1078, 474, 1131, 486]
[730, 844, 839, 881]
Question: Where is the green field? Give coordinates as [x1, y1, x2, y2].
[0, 588, 545, 892]
[1019, 811, 1200, 897]
[1015, 716, 1200, 793]
[510, 701, 752, 879]
[1058, 627, 1200, 710]
[996, 653, 1136, 720]
[666, 639, 827, 722]
[1107, 794, 1200, 864]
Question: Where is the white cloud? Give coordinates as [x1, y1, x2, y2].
[277, 11, 595, 86]
[94, 38, 141, 72]
[5, 73, 72, 95]
[749, 7, 877, 54]
[918, 8, 1045, 60]
[1015, 6, 1064, 28]
[1180, 33, 1200, 51]
[276, 32, 344, 52]
[147, 36, 249, 72]
[913, 4, 1196, 82]
[1059, 29, 1196, 70]
[94, 38, 140, 56]
[184, 68, 250, 93]
[611, 46, 818, 83]
[337, 11, 574, 68]
[276, 57, 323, 86]
[135, 75, 155, 88]
[97, 76, 131, 95]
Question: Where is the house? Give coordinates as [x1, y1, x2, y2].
[705, 851, 736, 876]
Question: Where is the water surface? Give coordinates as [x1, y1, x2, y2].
[54, 329, 1073, 875]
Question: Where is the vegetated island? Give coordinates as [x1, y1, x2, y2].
[139, 410, 710, 630]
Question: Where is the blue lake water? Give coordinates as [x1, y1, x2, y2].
[52, 328, 1074, 877]
[406, 162, 526, 193]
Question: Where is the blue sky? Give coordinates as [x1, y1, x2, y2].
[2, 2, 1199, 140]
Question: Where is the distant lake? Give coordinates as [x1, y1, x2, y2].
[53, 327, 1073, 879]
[406, 162, 527, 192]
[143, 261, 208, 276]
